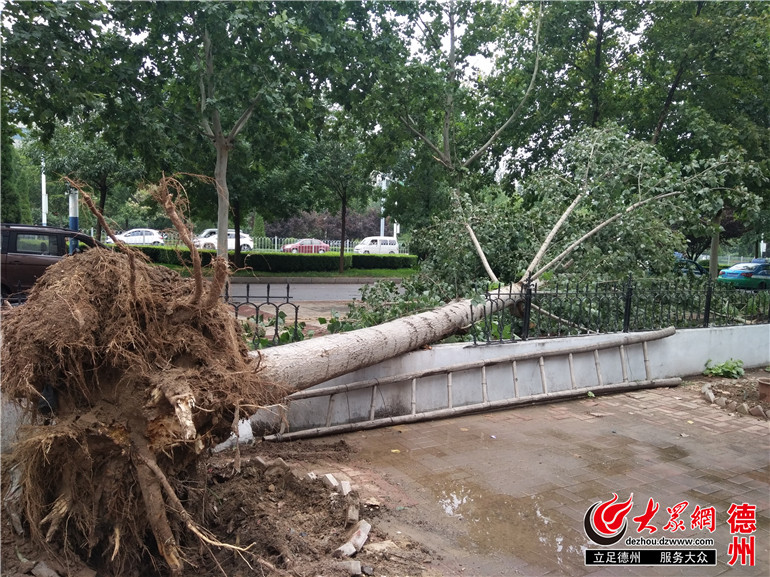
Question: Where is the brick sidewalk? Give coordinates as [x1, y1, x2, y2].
[321, 384, 769, 576]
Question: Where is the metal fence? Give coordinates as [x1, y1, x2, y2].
[250, 237, 410, 254]
[472, 278, 770, 345]
[222, 283, 302, 348]
[163, 236, 409, 254]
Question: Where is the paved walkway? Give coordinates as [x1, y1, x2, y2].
[318, 383, 769, 576]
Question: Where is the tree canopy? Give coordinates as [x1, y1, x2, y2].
[2, 0, 767, 279]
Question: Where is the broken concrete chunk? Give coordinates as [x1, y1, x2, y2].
[364, 539, 398, 554]
[346, 503, 360, 525]
[336, 559, 362, 576]
[340, 480, 352, 496]
[32, 561, 61, 577]
[333, 520, 371, 558]
[749, 405, 767, 419]
[323, 473, 340, 490]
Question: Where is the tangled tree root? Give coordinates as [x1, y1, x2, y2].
[1, 240, 289, 575]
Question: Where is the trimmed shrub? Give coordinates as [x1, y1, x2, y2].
[243, 252, 351, 272]
[135, 246, 416, 272]
[351, 254, 418, 270]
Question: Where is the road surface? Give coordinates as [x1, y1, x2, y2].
[226, 280, 386, 303]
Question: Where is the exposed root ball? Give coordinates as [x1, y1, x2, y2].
[1, 248, 288, 574]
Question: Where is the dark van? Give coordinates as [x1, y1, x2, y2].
[1, 223, 102, 299]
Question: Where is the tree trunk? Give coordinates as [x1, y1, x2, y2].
[590, 2, 604, 127]
[651, 1, 704, 145]
[257, 285, 522, 392]
[214, 135, 230, 259]
[709, 212, 721, 279]
[339, 192, 347, 274]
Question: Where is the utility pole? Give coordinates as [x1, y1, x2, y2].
[41, 159, 48, 226]
[67, 184, 79, 254]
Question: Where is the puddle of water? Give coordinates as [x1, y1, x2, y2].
[428, 475, 589, 574]
[656, 445, 689, 461]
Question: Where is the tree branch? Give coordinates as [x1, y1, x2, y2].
[462, 0, 543, 169]
[198, 28, 214, 139]
[399, 115, 453, 169]
[228, 97, 259, 142]
[528, 190, 685, 282]
[522, 138, 598, 279]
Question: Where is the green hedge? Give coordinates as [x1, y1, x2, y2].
[351, 253, 418, 270]
[133, 246, 417, 272]
[243, 252, 351, 272]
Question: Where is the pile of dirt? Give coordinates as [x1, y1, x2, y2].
[681, 367, 770, 417]
[2, 440, 433, 577]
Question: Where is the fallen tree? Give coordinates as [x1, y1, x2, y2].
[1, 146, 752, 576]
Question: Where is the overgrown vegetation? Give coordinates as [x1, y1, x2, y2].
[704, 359, 745, 379]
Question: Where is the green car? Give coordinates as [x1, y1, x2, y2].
[716, 260, 770, 289]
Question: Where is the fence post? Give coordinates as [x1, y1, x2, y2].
[703, 280, 713, 327]
[622, 274, 633, 333]
[522, 278, 533, 341]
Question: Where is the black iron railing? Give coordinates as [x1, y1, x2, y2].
[223, 283, 301, 347]
[473, 277, 770, 345]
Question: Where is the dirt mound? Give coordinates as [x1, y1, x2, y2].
[1, 246, 291, 575]
[2, 440, 433, 577]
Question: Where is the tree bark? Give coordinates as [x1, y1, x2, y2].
[339, 191, 348, 274]
[257, 286, 522, 392]
[709, 212, 721, 280]
[214, 129, 231, 259]
[590, 2, 605, 127]
[651, 1, 704, 145]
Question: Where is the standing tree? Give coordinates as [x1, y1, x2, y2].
[303, 121, 377, 273]
[110, 2, 332, 259]
[31, 122, 145, 239]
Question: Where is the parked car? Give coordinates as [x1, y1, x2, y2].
[353, 236, 399, 254]
[193, 229, 253, 251]
[195, 228, 218, 240]
[716, 261, 770, 289]
[105, 228, 164, 245]
[281, 238, 330, 254]
[1, 223, 103, 298]
[675, 256, 706, 276]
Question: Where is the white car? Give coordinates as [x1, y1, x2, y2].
[194, 230, 253, 251]
[353, 236, 399, 254]
[106, 228, 164, 245]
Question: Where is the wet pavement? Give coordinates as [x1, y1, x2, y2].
[319, 382, 769, 576]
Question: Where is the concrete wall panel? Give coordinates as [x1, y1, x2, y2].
[267, 325, 769, 435]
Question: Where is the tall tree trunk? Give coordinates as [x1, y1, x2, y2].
[97, 177, 108, 240]
[214, 135, 230, 259]
[233, 197, 242, 269]
[339, 193, 347, 274]
[590, 2, 605, 127]
[709, 211, 721, 279]
[651, 1, 704, 145]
